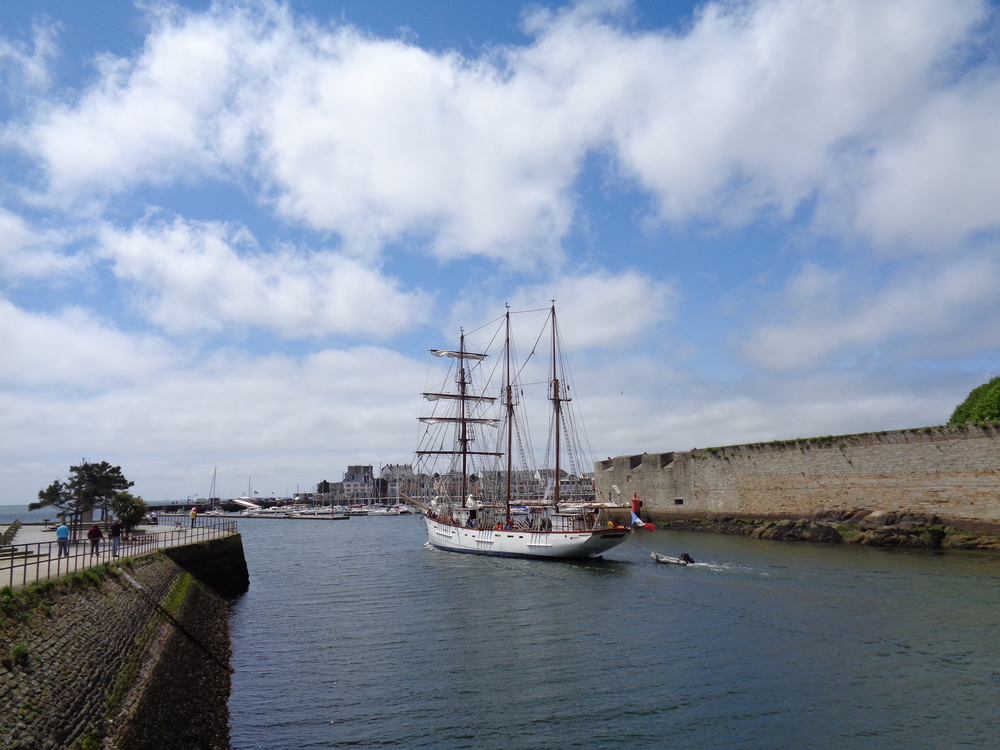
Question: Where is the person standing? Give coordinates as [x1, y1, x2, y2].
[56, 522, 70, 558]
[110, 520, 122, 557]
[189, 506, 198, 528]
[87, 523, 104, 556]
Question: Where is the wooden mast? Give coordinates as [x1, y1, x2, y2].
[459, 330, 468, 507]
[504, 306, 514, 524]
[551, 303, 561, 507]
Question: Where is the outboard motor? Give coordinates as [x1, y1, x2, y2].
[679, 552, 695, 564]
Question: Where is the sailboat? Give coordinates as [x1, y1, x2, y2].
[408, 304, 630, 559]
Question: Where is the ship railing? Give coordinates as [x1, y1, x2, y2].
[0, 518, 238, 589]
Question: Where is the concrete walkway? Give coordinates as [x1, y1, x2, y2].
[0, 519, 236, 589]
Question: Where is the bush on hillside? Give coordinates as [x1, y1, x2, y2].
[949, 376, 1000, 424]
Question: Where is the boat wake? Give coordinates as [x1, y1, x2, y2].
[691, 561, 771, 577]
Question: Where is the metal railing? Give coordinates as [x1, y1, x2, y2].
[0, 518, 238, 589]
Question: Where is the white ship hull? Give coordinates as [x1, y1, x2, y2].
[424, 516, 630, 559]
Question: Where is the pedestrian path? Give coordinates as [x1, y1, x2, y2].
[0, 519, 237, 589]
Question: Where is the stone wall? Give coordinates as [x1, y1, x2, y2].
[0, 535, 248, 749]
[595, 424, 1000, 528]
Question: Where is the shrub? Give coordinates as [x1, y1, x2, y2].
[109, 491, 148, 533]
[950, 377, 1000, 425]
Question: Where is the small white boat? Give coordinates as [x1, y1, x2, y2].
[650, 551, 695, 566]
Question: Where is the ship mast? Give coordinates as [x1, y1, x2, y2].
[417, 334, 500, 510]
[550, 303, 562, 507]
[459, 331, 469, 506]
[504, 307, 514, 524]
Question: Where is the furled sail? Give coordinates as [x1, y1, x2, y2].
[430, 349, 487, 360]
[419, 417, 498, 426]
[423, 392, 496, 402]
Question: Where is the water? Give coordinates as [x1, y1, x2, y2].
[0, 504, 62, 525]
[228, 518, 1000, 749]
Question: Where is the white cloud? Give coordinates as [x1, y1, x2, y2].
[585, 363, 963, 459]
[4, 0, 1000, 505]
[99, 216, 431, 338]
[0, 207, 88, 278]
[507, 269, 678, 350]
[587, 0, 990, 232]
[9, 2, 589, 262]
[739, 250, 1000, 370]
[853, 70, 1000, 253]
[0, 20, 57, 95]
[441, 268, 677, 355]
[257, 28, 589, 261]
[0, 298, 178, 388]
[6, 0, 999, 259]
[7, 4, 257, 199]
[0, 333, 429, 504]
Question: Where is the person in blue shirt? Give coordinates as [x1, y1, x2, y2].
[56, 522, 70, 558]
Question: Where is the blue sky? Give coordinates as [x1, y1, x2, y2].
[2, 0, 999, 503]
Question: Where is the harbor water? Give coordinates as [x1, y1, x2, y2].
[228, 516, 1000, 749]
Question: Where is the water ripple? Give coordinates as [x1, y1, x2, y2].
[229, 520, 1000, 749]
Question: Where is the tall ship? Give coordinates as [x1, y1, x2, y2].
[407, 304, 630, 559]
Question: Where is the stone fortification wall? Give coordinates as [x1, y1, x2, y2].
[595, 425, 1000, 527]
[0, 535, 248, 749]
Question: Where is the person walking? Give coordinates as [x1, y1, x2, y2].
[189, 506, 198, 528]
[87, 523, 104, 556]
[56, 521, 70, 558]
[110, 520, 122, 557]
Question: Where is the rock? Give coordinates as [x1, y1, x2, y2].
[815, 509, 844, 520]
[854, 527, 945, 549]
[859, 510, 897, 530]
[754, 519, 842, 543]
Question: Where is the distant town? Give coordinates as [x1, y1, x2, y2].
[175, 464, 596, 510]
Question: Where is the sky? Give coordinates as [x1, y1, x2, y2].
[1, 0, 999, 503]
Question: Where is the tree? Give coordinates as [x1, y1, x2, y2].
[33, 479, 73, 516]
[31, 460, 135, 534]
[68, 460, 134, 521]
[109, 491, 148, 533]
[949, 377, 1000, 425]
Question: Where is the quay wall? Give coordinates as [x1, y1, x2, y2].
[0, 534, 249, 749]
[595, 425, 1000, 528]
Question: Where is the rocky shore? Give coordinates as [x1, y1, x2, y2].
[653, 509, 1000, 550]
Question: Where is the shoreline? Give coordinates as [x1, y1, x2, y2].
[648, 513, 1000, 550]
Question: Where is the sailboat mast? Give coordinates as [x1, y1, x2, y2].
[209, 467, 218, 510]
[551, 303, 561, 506]
[459, 330, 469, 507]
[504, 307, 514, 524]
